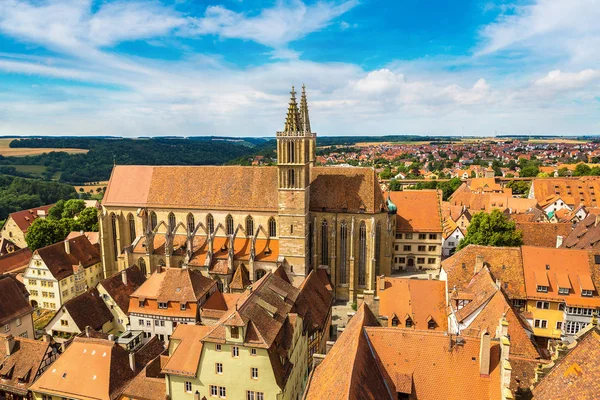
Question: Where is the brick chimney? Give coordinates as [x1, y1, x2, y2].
[474, 255, 484, 274]
[377, 275, 386, 292]
[121, 269, 128, 286]
[479, 331, 491, 377]
[64, 239, 71, 254]
[3, 334, 15, 356]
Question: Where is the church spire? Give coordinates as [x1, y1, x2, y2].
[299, 84, 311, 134]
[284, 86, 301, 133]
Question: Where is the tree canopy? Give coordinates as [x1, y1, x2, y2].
[457, 210, 523, 250]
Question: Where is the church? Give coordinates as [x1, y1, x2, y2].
[99, 86, 395, 301]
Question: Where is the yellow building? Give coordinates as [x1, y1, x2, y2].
[99, 86, 393, 302]
[389, 190, 443, 271]
[163, 269, 331, 400]
[522, 247, 600, 342]
[23, 236, 103, 310]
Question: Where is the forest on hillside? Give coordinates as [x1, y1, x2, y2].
[2, 137, 271, 184]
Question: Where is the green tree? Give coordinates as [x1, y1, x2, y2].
[48, 199, 65, 220]
[457, 210, 523, 250]
[389, 180, 403, 191]
[574, 163, 591, 176]
[438, 178, 463, 201]
[61, 199, 85, 218]
[78, 207, 99, 231]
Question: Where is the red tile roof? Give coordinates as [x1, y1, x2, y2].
[389, 190, 443, 233]
[6, 205, 54, 233]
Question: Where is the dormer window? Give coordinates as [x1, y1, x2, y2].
[391, 316, 399, 327]
[158, 302, 168, 309]
[231, 326, 239, 339]
[558, 287, 569, 295]
[537, 285, 548, 293]
[428, 320, 436, 330]
[405, 317, 413, 328]
[582, 289, 593, 297]
[180, 303, 186, 311]
[139, 300, 145, 308]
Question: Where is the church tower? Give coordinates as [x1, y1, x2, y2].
[277, 86, 315, 282]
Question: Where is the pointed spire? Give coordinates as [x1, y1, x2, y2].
[284, 86, 301, 133]
[299, 84, 311, 134]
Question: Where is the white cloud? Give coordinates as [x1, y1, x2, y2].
[477, 0, 600, 66]
[535, 69, 600, 91]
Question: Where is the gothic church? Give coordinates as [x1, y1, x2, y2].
[100, 86, 394, 301]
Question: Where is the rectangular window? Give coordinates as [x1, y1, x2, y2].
[210, 385, 218, 396]
[536, 301, 550, 310]
[394, 245, 399, 251]
[28, 279, 37, 285]
[216, 363, 223, 374]
[582, 289, 593, 297]
[251, 348, 257, 356]
[537, 285, 548, 293]
[4, 324, 10, 332]
[180, 303, 186, 311]
[418, 234, 426, 240]
[216, 344, 222, 351]
[158, 302, 168, 309]
[405, 233, 413, 239]
[219, 387, 226, 398]
[139, 300, 145, 308]
[251, 367, 258, 379]
[146, 320, 151, 327]
[427, 258, 436, 264]
[60, 320, 68, 326]
[185, 381, 192, 393]
[418, 245, 426, 252]
[403, 245, 411, 251]
[428, 245, 437, 251]
[417, 257, 425, 264]
[556, 321, 563, 330]
[534, 319, 548, 329]
[398, 257, 406, 264]
[395, 233, 402, 239]
[139, 319, 144, 326]
[429, 234, 437, 240]
[558, 287, 569, 295]
[232, 346, 239, 357]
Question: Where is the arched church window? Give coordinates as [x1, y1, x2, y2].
[138, 258, 147, 276]
[268, 218, 277, 238]
[226, 215, 234, 235]
[150, 211, 157, 231]
[111, 213, 118, 261]
[321, 220, 328, 266]
[246, 216, 254, 236]
[358, 221, 367, 286]
[187, 214, 195, 234]
[168, 213, 176, 233]
[128, 213, 136, 244]
[339, 221, 348, 284]
[207, 214, 214, 234]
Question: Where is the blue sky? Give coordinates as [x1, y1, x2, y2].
[0, 0, 599, 137]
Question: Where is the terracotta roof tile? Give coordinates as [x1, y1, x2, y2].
[442, 245, 526, 299]
[0, 275, 33, 326]
[532, 329, 600, 399]
[6, 205, 53, 233]
[378, 277, 447, 331]
[0, 334, 52, 395]
[516, 222, 572, 248]
[562, 213, 600, 250]
[35, 235, 101, 281]
[389, 190, 443, 233]
[60, 288, 113, 331]
[531, 177, 600, 208]
[0, 248, 32, 274]
[229, 263, 251, 290]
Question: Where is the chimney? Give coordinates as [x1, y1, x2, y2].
[479, 331, 491, 377]
[325, 340, 335, 354]
[474, 255, 484, 274]
[377, 275, 386, 292]
[497, 316, 509, 338]
[312, 354, 326, 369]
[556, 235, 564, 248]
[108, 334, 115, 342]
[194, 391, 200, 400]
[4, 334, 15, 356]
[64, 239, 71, 254]
[121, 269, 128, 286]
[129, 352, 136, 372]
[85, 326, 91, 338]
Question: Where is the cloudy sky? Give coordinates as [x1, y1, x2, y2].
[0, 0, 598, 137]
